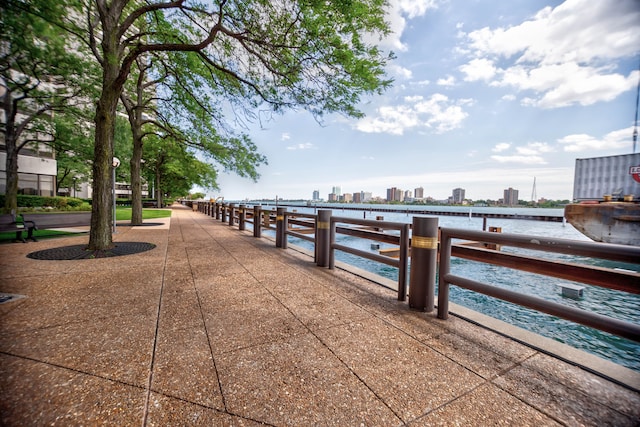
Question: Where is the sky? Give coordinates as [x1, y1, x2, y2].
[209, 0, 640, 202]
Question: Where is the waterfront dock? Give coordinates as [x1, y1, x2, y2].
[1, 204, 638, 425]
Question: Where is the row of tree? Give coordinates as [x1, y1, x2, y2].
[2, 0, 393, 250]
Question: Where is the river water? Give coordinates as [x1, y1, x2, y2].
[256, 203, 640, 371]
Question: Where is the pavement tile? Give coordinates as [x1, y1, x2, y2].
[0, 353, 145, 426]
[422, 319, 537, 379]
[315, 318, 485, 423]
[273, 283, 372, 332]
[1, 313, 156, 387]
[145, 393, 263, 426]
[0, 267, 162, 333]
[201, 292, 308, 355]
[493, 353, 640, 426]
[151, 322, 224, 410]
[216, 333, 403, 426]
[411, 382, 561, 426]
[159, 287, 206, 330]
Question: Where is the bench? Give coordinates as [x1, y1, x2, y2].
[22, 212, 92, 241]
[0, 213, 32, 243]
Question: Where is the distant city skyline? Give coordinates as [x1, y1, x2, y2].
[205, 0, 639, 202]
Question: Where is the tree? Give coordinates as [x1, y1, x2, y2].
[142, 134, 219, 206]
[121, 46, 270, 224]
[0, 0, 94, 213]
[83, 0, 392, 250]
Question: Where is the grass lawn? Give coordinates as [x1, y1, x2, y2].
[115, 208, 172, 221]
[0, 209, 172, 243]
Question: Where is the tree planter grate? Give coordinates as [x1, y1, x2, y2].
[27, 242, 156, 260]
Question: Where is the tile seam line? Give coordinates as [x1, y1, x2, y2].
[184, 237, 229, 412]
[141, 215, 172, 427]
[262, 284, 407, 425]
[0, 350, 148, 390]
[200, 218, 408, 424]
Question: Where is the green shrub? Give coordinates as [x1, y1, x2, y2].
[0, 194, 91, 212]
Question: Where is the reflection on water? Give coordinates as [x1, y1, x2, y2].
[265, 207, 640, 371]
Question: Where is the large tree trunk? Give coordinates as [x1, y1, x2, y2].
[3, 143, 19, 215]
[155, 163, 163, 208]
[2, 89, 19, 214]
[130, 135, 143, 225]
[89, 94, 118, 250]
[88, 2, 130, 251]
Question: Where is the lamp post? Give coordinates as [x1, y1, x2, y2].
[112, 157, 120, 233]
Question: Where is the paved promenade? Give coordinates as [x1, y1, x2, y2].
[1, 204, 639, 426]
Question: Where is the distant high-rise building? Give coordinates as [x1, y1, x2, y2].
[362, 192, 372, 202]
[404, 190, 412, 201]
[312, 190, 320, 201]
[386, 187, 402, 202]
[342, 193, 353, 202]
[414, 187, 424, 199]
[503, 187, 519, 206]
[452, 188, 465, 204]
[332, 186, 341, 197]
[353, 192, 362, 203]
[328, 193, 338, 202]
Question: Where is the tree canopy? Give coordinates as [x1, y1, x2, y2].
[4, 0, 394, 250]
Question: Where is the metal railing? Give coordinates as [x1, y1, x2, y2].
[439, 227, 640, 342]
[196, 203, 640, 343]
[329, 215, 411, 301]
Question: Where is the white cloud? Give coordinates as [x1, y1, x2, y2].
[281, 133, 290, 141]
[437, 75, 456, 86]
[491, 141, 554, 164]
[558, 127, 634, 152]
[460, 58, 497, 82]
[492, 142, 511, 152]
[355, 93, 468, 135]
[491, 154, 547, 165]
[458, 0, 640, 108]
[380, 0, 441, 51]
[516, 142, 555, 155]
[390, 64, 413, 79]
[286, 142, 315, 150]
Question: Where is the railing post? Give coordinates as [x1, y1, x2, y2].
[276, 207, 286, 248]
[282, 211, 289, 249]
[397, 223, 410, 301]
[210, 202, 215, 217]
[239, 204, 246, 230]
[253, 206, 262, 237]
[228, 203, 236, 226]
[408, 217, 438, 312]
[215, 203, 220, 220]
[329, 216, 336, 269]
[221, 203, 227, 223]
[316, 209, 331, 267]
[437, 230, 452, 319]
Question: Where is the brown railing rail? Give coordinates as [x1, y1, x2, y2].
[329, 215, 411, 301]
[439, 227, 640, 342]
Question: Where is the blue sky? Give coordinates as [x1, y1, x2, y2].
[211, 0, 640, 202]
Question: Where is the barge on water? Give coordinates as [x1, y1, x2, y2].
[564, 153, 640, 246]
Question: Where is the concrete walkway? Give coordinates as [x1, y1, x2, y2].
[1, 204, 638, 426]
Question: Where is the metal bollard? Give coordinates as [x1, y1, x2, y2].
[276, 207, 286, 248]
[253, 206, 262, 237]
[221, 204, 227, 223]
[215, 203, 221, 220]
[239, 205, 246, 231]
[229, 203, 235, 226]
[316, 209, 331, 267]
[408, 217, 438, 312]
